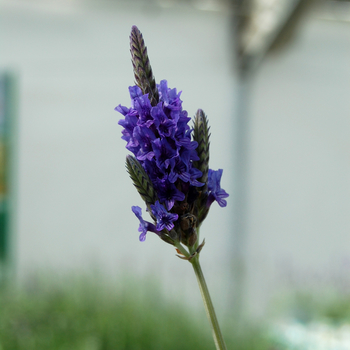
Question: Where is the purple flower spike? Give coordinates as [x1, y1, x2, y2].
[132, 206, 159, 241]
[150, 201, 178, 231]
[207, 169, 229, 208]
[118, 27, 230, 245]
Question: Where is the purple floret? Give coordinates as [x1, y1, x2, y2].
[156, 180, 186, 211]
[151, 104, 176, 138]
[207, 169, 229, 208]
[132, 206, 159, 241]
[152, 138, 178, 172]
[150, 201, 178, 231]
[133, 125, 156, 161]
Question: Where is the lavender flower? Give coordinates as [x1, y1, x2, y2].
[117, 26, 229, 250]
[118, 27, 230, 350]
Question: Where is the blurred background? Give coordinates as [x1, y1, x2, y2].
[0, 0, 350, 349]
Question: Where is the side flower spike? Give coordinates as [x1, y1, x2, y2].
[193, 109, 211, 224]
[193, 109, 210, 189]
[126, 155, 157, 206]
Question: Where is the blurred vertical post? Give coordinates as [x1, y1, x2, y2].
[230, 0, 253, 321]
[230, 0, 314, 319]
[0, 72, 18, 286]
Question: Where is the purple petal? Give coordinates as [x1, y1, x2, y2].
[150, 201, 178, 231]
[132, 206, 159, 241]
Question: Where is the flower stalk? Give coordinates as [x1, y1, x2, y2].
[191, 255, 227, 350]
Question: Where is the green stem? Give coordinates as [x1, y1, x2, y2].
[174, 241, 190, 258]
[191, 256, 227, 350]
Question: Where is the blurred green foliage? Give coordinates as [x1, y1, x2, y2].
[0, 275, 273, 350]
[273, 289, 350, 325]
[292, 292, 350, 324]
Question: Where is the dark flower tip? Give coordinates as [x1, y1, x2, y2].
[129, 26, 159, 106]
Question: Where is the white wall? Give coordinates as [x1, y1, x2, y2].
[245, 16, 350, 317]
